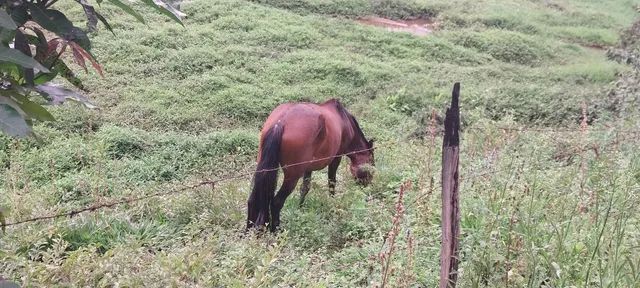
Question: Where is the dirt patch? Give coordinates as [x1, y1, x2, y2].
[356, 16, 437, 36]
[543, 0, 566, 11]
[580, 43, 608, 51]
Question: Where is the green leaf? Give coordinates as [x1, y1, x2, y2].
[34, 70, 58, 85]
[0, 10, 17, 30]
[106, 0, 145, 24]
[141, 0, 185, 26]
[12, 94, 55, 121]
[95, 11, 115, 35]
[0, 46, 50, 73]
[0, 93, 24, 114]
[0, 100, 31, 138]
[0, 62, 21, 79]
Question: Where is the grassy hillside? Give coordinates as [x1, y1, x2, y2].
[1, 0, 640, 286]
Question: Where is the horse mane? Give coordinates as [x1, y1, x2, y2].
[349, 114, 368, 146]
[330, 99, 369, 148]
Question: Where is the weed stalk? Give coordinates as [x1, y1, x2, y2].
[379, 181, 411, 288]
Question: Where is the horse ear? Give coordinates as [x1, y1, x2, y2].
[368, 138, 375, 147]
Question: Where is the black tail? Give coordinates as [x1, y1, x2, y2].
[247, 124, 283, 230]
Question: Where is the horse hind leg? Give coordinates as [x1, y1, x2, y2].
[298, 171, 312, 207]
[270, 173, 301, 232]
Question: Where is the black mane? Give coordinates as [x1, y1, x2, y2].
[332, 100, 369, 147]
[349, 115, 368, 146]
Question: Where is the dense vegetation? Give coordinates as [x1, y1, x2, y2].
[0, 0, 183, 138]
[1, 0, 640, 286]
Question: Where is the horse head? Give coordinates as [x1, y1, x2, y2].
[349, 138, 375, 186]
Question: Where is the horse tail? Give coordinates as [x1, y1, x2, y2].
[247, 123, 284, 229]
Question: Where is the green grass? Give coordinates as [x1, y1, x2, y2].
[1, 0, 640, 286]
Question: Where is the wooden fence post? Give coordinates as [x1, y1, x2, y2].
[439, 82, 461, 288]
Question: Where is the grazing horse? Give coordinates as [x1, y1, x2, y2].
[246, 99, 375, 231]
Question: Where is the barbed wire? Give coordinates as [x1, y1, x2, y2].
[466, 125, 640, 134]
[4, 180, 217, 227]
[2, 146, 377, 228]
[3, 124, 639, 229]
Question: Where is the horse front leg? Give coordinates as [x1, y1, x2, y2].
[270, 173, 301, 232]
[298, 171, 312, 207]
[327, 157, 341, 196]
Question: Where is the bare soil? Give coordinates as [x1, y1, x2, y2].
[356, 16, 437, 36]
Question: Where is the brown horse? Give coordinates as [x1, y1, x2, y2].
[246, 99, 375, 231]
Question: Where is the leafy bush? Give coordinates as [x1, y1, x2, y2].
[0, 0, 184, 139]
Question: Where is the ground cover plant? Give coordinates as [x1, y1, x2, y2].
[1, 0, 640, 286]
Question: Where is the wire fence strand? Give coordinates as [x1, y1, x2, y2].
[3, 147, 377, 228]
[3, 125, 639, 228]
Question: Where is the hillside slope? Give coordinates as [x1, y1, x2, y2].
[1, 0, 640, 286]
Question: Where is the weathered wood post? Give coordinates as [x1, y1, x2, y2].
[439, 82, 461, 288]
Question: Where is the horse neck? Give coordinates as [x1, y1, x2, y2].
[330, 101, 367, 154]
[345, 120, 368, 153]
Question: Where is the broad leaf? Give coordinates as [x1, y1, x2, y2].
[0, 62, 20, 80]
[9, 5, 28, 27]
[68, 27, 92, 51]
[28, 4, 74, 36]
[29, 4, 92, 49]
[0, 10, 17, 30]
[106, 0, 145, 24]
[14, 30, 34, 86]
[0, 100, 31, 138]
[11, 93, 55, 121]
[34, 83, 96, 109]
[14, 31, 31, 58]
[34, 71, 58, 85]
[0, 46, 50, 73]
[29, 27, 49, 62]
[0, 92, 25, 115]
[75, 0, 98, 32]
[141, 0, 185, 26]
[0, 29, 14, 45]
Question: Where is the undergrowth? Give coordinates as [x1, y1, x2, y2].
[1, 0, 639, 286]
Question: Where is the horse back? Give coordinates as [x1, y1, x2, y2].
[260, 102, 346, 173]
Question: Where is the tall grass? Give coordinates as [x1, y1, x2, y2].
[0, 0, 639, 286]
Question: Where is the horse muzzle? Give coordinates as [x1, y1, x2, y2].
[355, 170, 372, 186]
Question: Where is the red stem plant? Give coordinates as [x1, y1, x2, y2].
[378, 181, 412, 288]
